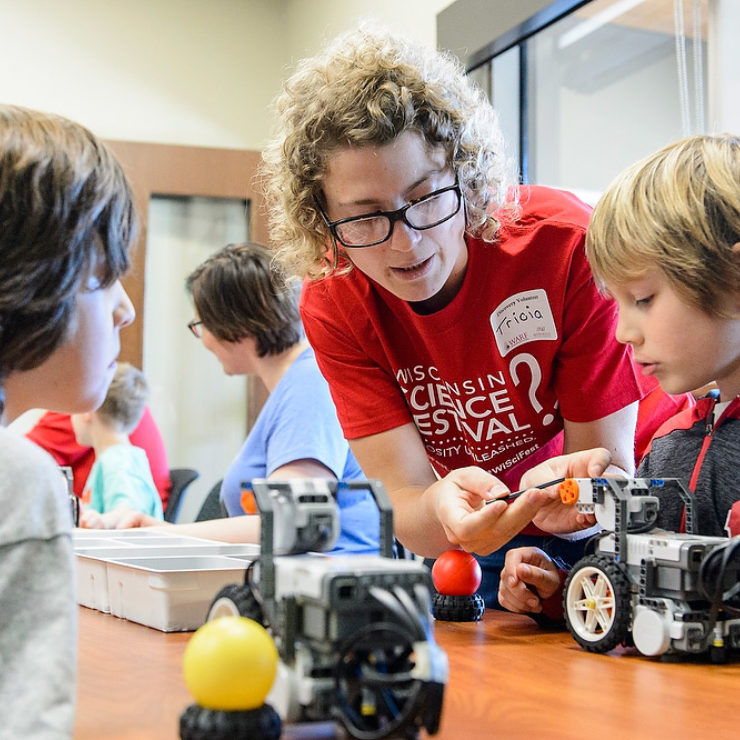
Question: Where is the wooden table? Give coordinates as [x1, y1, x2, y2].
[75, 606, 740, 739]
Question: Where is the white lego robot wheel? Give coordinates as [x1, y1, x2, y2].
[564, 555, 631, 653]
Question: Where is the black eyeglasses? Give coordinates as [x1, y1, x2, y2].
[315, 179, 462, 248]
[187, 319, 203, 338]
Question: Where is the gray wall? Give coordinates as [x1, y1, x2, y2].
[437, 0, 552, 60]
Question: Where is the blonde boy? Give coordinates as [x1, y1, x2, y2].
[499, 134, 740, 616]
[74, 362, 163, 527]
[587, 133, 740, 537]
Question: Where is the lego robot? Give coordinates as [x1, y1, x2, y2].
[559, 477, 740, 660]
[206, 478, 448, 739]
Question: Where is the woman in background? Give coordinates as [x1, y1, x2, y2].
[119, 242, 379, 554]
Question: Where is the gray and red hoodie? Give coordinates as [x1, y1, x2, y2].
[637, 391, 740, 538]
[536, 392, 739, 623]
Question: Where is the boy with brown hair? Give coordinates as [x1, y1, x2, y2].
[0, 104, 136, 736]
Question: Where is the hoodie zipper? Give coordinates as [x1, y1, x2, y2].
[677, 395, 718, 533]
[688, 396, 718, 493]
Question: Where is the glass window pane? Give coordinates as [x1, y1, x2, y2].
[143, 195, 249, 519]
[526, 0, 708, 200]
[491, 45, 521, 179]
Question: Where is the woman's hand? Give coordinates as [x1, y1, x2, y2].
[430, 467, 559, 555]
[524, 448, 611, 533]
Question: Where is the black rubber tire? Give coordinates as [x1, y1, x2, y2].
[207, 583, 265, 625]
[420, 680, 446, 734]
[563, 555, 631, 653]
[179, 703, 281, 740]
[432, 592, 485, 622]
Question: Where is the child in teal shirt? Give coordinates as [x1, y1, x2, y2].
[74, 362, 163, 527]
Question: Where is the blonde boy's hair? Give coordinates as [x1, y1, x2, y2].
[586, 134, 740, 317]
[261, 24, 516, 279]
[96, 362, 148, 434]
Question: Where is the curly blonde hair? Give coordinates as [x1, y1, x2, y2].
[586, 134, 740, 317]
[261, 25, 516, 279]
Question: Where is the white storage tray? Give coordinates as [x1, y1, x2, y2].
[74, 529, 258, 631]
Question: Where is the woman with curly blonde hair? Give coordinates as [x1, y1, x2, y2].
[262, 26, 686, 606]
[263, 27, 510, 280]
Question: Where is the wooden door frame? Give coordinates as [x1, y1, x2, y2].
[106, 140, 270, 425]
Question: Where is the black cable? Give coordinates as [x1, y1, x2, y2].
[698, 538, 740, 613]
[333, 621, 424, 740]
[697, 537, 740, 651]
[391, 584, 427, 641]
[368, 584, 431, 643]
[368, 586, 420, 639]
[583, 530, 611, 556]
[410, 582, 436, 641]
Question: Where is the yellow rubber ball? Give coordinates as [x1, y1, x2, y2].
[183, 616, 279, 711]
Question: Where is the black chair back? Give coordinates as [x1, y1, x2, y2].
[165, 468, 200, 522]
[195, 479, 226, 521]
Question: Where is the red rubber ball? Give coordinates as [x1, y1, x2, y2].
[431, 550, 482, 596]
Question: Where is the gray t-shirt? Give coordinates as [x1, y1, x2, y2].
[0, 428, 76, 738]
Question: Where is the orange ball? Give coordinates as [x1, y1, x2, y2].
[432, 550, 482, 595]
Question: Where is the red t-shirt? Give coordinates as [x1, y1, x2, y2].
[634, 372, 694, 464]
[26, 408, 172, 508]
[301, 186, 659, 491]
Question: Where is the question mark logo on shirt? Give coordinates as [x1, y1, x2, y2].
[509, 352, 555, 425]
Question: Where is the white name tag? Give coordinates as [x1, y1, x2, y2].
[490, 289, 558, 357]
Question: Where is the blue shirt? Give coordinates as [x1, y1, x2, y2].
[221, 347, 379, 554]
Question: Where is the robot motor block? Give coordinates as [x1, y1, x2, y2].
[561, 477, 740, 660]
[208, 478, 448, 739]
